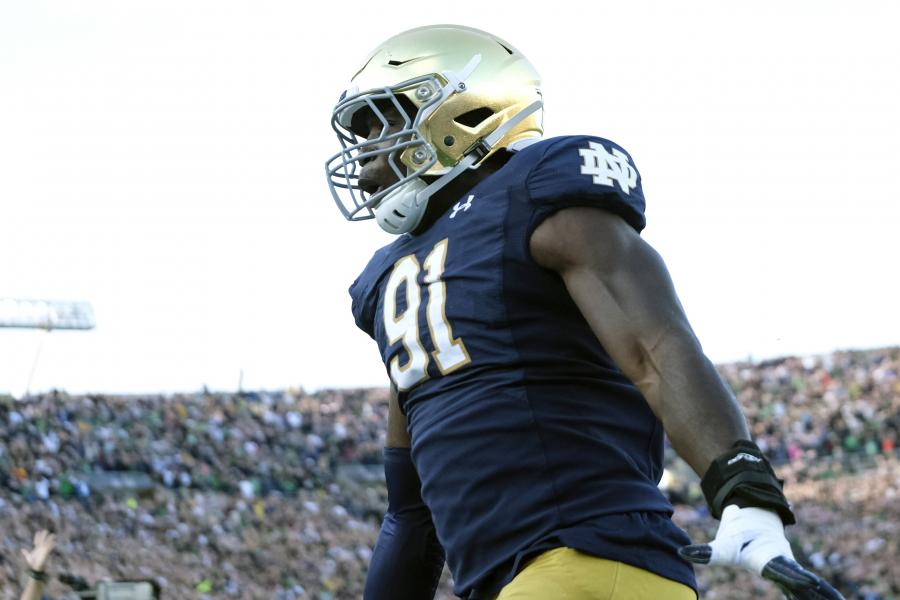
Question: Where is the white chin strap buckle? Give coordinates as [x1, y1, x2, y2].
[374, 178, 429, 234]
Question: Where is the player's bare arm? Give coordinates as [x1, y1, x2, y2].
[529, 205, 749, 476]
[386, 382, 411, 448]
[531, 205, 843, 599]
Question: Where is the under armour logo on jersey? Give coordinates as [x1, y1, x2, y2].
[450, 195, 475, 219]
[579, 141, 638, 194]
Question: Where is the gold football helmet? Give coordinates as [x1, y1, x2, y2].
[325, 24, 544, 234]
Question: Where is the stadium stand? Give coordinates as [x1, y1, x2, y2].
[1, 347, 897, 599]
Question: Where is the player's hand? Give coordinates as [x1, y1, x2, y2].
[21, 529, 56, 571]
[678, 505, 845, 600]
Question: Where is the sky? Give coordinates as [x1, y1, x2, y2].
[1, 1, 898, 398]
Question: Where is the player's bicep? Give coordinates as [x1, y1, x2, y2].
[530, 206, 698, 387]
[386, 382, 411, 448]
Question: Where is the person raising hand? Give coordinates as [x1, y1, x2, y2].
[20, 529, 56, 600]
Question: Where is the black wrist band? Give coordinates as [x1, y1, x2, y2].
[28, 568, 48, 582]
[700, 439, 796, 525]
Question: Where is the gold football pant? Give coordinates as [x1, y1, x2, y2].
[492, 547, 697, 600]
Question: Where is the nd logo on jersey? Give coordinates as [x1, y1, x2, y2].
[579, 141, 637, 194]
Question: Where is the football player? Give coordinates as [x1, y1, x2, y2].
[326, 24, 845, 600]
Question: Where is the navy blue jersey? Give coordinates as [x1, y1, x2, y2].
[350, 135, 696, 598]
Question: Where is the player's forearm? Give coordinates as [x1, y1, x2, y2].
[635, 328, 750, 477]
[365, 447, 444, 600]
[558, 257, 750, 476]
[365, 509, 445, 600]
[534, 208, 751, 477]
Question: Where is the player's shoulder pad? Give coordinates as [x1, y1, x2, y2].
[522, 135, 647, 233]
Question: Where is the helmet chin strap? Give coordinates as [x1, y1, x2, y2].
[374, 98, 544, 235]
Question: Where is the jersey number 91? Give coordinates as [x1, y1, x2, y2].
[383, 238, 471, 391]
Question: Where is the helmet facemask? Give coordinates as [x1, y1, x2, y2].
[325, 73, 451, 228]
[325, 61, 488, 233]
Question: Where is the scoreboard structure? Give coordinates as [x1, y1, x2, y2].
[0, 298, 95, 330]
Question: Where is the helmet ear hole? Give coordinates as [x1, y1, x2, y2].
[454, 107, 495, 128]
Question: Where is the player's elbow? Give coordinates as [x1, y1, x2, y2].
[644, 314, 702, 361]
[624, 319, 700, 391]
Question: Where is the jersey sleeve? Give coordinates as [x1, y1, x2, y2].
[349, 274, 376, 339]
[525, 135, 647, 236]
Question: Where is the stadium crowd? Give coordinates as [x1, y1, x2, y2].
[0, 347, 897, 599]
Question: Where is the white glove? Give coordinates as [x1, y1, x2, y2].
[680, 505, 845, 600]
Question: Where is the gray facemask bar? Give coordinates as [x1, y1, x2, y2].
[326, 74, 464, 221]
[325, 56, 483, 222]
